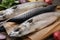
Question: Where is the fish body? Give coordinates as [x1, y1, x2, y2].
[0, 2, 47, 21]
[8, 5, 56, 24]
[4, 12, 60, 37]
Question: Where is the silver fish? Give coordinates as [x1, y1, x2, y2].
[4, 12, 60, 37]
[0, 2, 47, 20]
[0, 5, 55, 27]
[7, 5, 56, 23]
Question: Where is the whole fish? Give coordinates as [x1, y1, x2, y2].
[0, 2, 47, 21]
[0, 2, 47, 32]
[4, 12, 60, 37]
[8, 5, 56, 24]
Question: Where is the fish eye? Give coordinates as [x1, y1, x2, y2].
[14, 28, 20, 32]
[28, 19, 33, 23]
[19, 31, 22, 34]
[12, 6, 17, 9]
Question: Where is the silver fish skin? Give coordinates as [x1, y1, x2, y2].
[8, 12, 60, 37]
[0, 2, 46, 20]
[7, 5, 56, 24]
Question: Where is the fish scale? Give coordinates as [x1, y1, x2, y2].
[4, 12, 60, 37]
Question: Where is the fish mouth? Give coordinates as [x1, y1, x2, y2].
[9, 31, 20, 37]
[9, 28, 23, 37]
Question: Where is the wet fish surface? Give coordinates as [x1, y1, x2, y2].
[0, 2, 47, 32]
[0, 2, 47, 21]
[4, 12, 60, 37]
[8, 5, 56, 24]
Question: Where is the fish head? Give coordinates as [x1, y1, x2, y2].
[9, 20, 33, 37]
